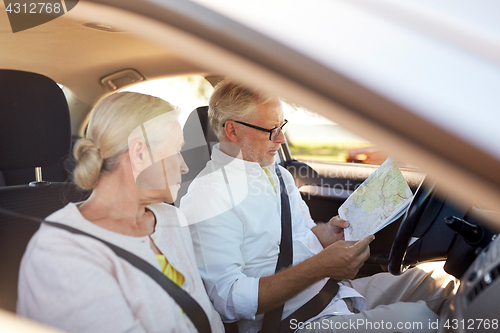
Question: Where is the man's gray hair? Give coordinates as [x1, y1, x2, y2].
[208, 79, 276, 139]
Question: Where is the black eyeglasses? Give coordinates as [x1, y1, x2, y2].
[224, 119, 288, 141]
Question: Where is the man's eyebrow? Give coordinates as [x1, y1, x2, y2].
[274, 120, 286, 127]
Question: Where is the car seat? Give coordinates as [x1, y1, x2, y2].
[0, 69, 91, 312]
[179, 106, 242, 333]
[175, 106, 218, 206]
[0, 70, 73, 186]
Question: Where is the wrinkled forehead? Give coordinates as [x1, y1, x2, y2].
[246, 97, 283, 122]
[259, 99, 283, 120]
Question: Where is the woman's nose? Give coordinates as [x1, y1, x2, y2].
[180, 155, 189, 174]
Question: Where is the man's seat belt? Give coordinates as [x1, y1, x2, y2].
[260, 165, 339, 333]
[260, 165, 294, 333]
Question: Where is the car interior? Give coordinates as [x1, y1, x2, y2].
[1, 0, 500, 332]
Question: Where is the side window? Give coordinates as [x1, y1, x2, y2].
[122, 75, 214, 125]
[282, 102, 388, 165]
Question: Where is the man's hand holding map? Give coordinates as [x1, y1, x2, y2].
[339, 156, 413, 241]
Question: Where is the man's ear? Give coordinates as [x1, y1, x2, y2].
[129, 138, 152, 180]
[224, 120, 238, 143]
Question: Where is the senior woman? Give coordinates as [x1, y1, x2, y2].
[17, 92, 224, 333]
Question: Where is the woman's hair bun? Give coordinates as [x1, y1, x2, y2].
[73, 138, 103, 190]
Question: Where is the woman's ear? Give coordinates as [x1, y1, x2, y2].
[129, 138, 152, 180]
[224, 121, 238, 143]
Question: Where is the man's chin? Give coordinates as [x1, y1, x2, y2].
[259, 158, 276, 168]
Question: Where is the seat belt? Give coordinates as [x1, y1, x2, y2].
[279, 279, 339, 333]
[0, 208, 212, 333]
[260, 165, 340, 333]
[260, 165, 294, 333]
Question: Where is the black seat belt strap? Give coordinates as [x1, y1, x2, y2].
[41, 220, 212, 333]
[279, 279, 339, 333]
[43, 220, 212, 333]
[260, 164, 293, 333]
[260, 166, 340, 333]
[274, 165, 294, 273]
[0, 203, 215, 333]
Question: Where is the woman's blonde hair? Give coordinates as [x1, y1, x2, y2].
[73, 92, 178, 189]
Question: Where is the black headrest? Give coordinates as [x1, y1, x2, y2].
[175, 106, 218, 205]
[191, 106, 218, 147]
[0, 70, 71, 170]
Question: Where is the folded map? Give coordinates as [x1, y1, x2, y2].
[339, 156, 413, 241]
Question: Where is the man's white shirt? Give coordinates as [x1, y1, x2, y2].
[180, 144, 366, 333]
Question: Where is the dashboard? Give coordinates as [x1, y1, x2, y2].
[440, 226, 499, 332]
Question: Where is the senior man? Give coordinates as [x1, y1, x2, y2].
[180, 79, 455, 333]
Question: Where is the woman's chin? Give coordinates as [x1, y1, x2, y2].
[167, 184, 181, 203]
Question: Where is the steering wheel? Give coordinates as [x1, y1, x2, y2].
[388, 180, 436, 275]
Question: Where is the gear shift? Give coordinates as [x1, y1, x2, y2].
[445, 216, 485, 245]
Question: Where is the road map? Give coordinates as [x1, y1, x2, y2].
[339, 156, 413, 241]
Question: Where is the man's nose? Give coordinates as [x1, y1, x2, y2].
[274, 129, 286, 144]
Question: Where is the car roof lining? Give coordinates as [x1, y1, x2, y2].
[0, 4, 206, 106]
